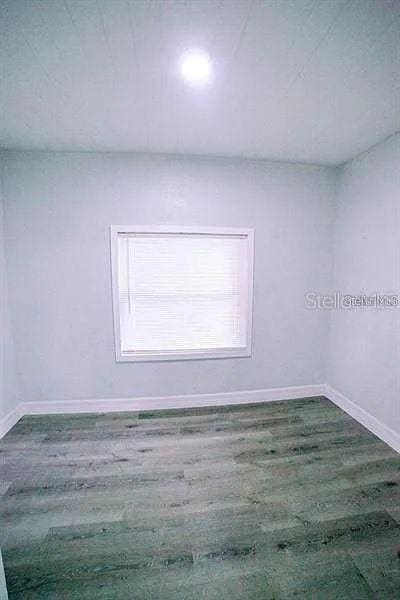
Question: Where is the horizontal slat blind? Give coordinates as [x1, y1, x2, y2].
[117, 232, 249, 355]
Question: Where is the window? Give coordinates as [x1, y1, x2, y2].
[111, 226, 254, 362]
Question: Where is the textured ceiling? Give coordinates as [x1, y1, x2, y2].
[1, 0, 399, 164]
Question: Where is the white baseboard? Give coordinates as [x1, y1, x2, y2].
[324, 384, 400, 454]
[0, 548, 8, 600]
[0, 404, 23, 440]
[0, 384, 325, 439]
[19, 384, 326, 415]
[3, 384, 398, 454]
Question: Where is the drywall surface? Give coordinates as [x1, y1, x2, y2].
[1, 151, 336, 404]
[0, 163, 18, 418]
[328, 134, 400, 433]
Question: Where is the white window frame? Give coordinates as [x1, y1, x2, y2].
[110, 225, 254, 362]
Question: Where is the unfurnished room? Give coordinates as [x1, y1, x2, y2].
[0, 1, 399, 598]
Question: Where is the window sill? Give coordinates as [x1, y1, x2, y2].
[115, 347, 252, 362]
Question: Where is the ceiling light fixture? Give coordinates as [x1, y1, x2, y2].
[180, 50, 212, 86]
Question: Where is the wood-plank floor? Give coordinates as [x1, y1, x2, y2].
[0, 396, 399, 599]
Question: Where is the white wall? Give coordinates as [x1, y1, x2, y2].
[0, 163, 18, 419]
[1, 151, 336, 405]
[328, 134, 400, 433]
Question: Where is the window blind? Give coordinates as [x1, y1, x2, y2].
[116, 231, 251, 357]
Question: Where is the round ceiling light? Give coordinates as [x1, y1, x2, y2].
[180, 50, 212, 86]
